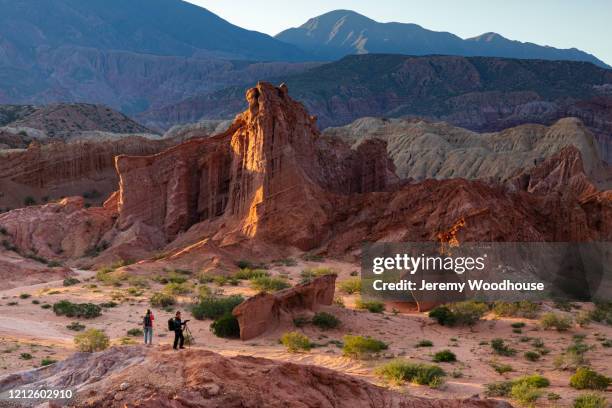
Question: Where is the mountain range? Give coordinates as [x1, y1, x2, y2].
[0, 0, 609, 116]
[276, 10, 609, 68]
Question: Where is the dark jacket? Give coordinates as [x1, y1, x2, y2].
[173, 317, 186, 331]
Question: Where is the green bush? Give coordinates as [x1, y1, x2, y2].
[250, 276, 290, 292]
[280, 331, 312, 352]
[191, 295, 244, 320]
[493, 301, 540, 318]
[573, 393, 608, 408]
[355, 299, 385, 313]
[301, 267, 335, 281]
[511, 322, 526, 328]
[234, 268, 269, 280]
[570, 368, 611, 390]
[74, 329, 109, 352]
[312, 312, 340, 330]
[510, 382, 542, 406]
[416, 339, 433, 348]
[150, 292, 176, 307]
[491, 338, 516, 356]
[20, 353, 33, 360]
[433, 349, 457, 363]
[375, 360, 445, 387]
[485, 381, 513, 397]
[515, 374, 550, 388]
[210, 313, 241, 338]
[19, 293, 31, 299]
[485, 375, 549, 398]
[429, 301, 487, 326]
[41, 304, 51, 309]
[540, 312, 572, 331]
[40, 358, 57, 366]
[53, 300, 101, 318]
[66, 322, 86, 331]
[339, 278, 361, 294]
[163, 282, 192, 295]
[63, 278, 81, 286]
[490, 362, 513, 374]
[589, 301, 612, 325]
[127, 328, 143, 337]
[166, 272, 188, 284]
[342, 335, 388, 359]
[524, 351, 540, 362]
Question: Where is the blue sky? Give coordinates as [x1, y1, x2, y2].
[189, 0, 612, 66]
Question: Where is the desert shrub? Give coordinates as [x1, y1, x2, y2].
[576, 311, 592, 327]
[234, 268, 268, 280]
[490, 362, 513, 374]
[7, 301, 20, 306]
[163, 282, 192, 295]
[514, 374, 550, 388]
[433, 349, 457, 363]
[210, 313, 240, 338]
[491, 338, 516, 356]
[375, 360, 445, 387]
[166, 272, 188, 284]
[416, 339, 433, 348]
[573, 393, 608, 408]
[524, 351, 540, 362]
[19, 293, 31, 299]
[66, 322, 85, 331]
[127, 328, 143, 337]
[47, 260, 62, 267]
[31, 300, 40, 304]
[191, 295, 244, 320]
[540, 312, 572, 331]
[63, 277, 81, 286]
[127, 277, 149, 288]
[493, 301, 540, 318]
[53, 300, 101, 318]
[293, 315, 310, 327]
[339, 278, 361, 294]
[74, 329, 109, 352]
[355, 299, 385, 313]
[429, 301, 487, 327]
[20, 353, 33, 360]
[150, 292, 176, 307]
[126, 287, 143, 296]
[510, 381, 542, 406]
[272, 258, 297, 267]
[312, 312, 340, 330]
[485, 381, 513, 397]
[41, 304, 51, 309]
[511, 322, 526, 328]
[342, 335, 388, 359]
[24, 196, 36, 206]
[570, 368, 611, 390]
[589, 301, 612, 325]
[100, 301, 118, 308]
[250, 276, 290, 292]
[300, 267, 335, 282]
[280, 332, 312, 352]
[40, 358, 57, 366]
[118, 336, 137, 345]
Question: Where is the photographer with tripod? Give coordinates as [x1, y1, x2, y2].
[169, 311, 190, 350]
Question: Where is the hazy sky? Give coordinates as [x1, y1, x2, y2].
[188, 0, 612, 66]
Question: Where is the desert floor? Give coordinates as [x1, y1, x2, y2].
[0, 259, 610, 407]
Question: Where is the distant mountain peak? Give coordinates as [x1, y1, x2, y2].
[276, 10, 610, 68]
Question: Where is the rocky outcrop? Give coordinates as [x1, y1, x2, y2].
[233, 274, 336, 340]
[0, 249, 72, 290]
[0, 197, 116, 261]
[0, 346, 513, 408]
[324, 117, 608, 187]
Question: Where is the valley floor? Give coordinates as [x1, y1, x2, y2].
[0, 260, 610, 407]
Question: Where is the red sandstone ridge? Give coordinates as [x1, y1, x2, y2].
[0, 346, 513, 408]
[0, 82, 610, 270]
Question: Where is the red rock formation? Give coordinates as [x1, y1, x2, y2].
[233, 274, 336, 340]
[0, 346, 513, 408]
[0, 197, 116, 261]
[0, 137, 174, 210]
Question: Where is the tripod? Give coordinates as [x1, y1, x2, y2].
[183, 322, 195, 348]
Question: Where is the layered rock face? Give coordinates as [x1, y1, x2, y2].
[324, 117, 608, 187]
[0, 346, 512, 408]
[0, 137, 175, 210]
[233, 274, 336, 340]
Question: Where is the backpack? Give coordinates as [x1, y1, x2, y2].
[168, 318, 175, 331]
[144, 314, 152, 327]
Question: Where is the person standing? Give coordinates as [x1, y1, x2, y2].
[172, 311, 188, 350]
[143, 309, 154, 345]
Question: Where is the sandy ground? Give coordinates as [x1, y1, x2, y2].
[0, 260, 610, 407]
